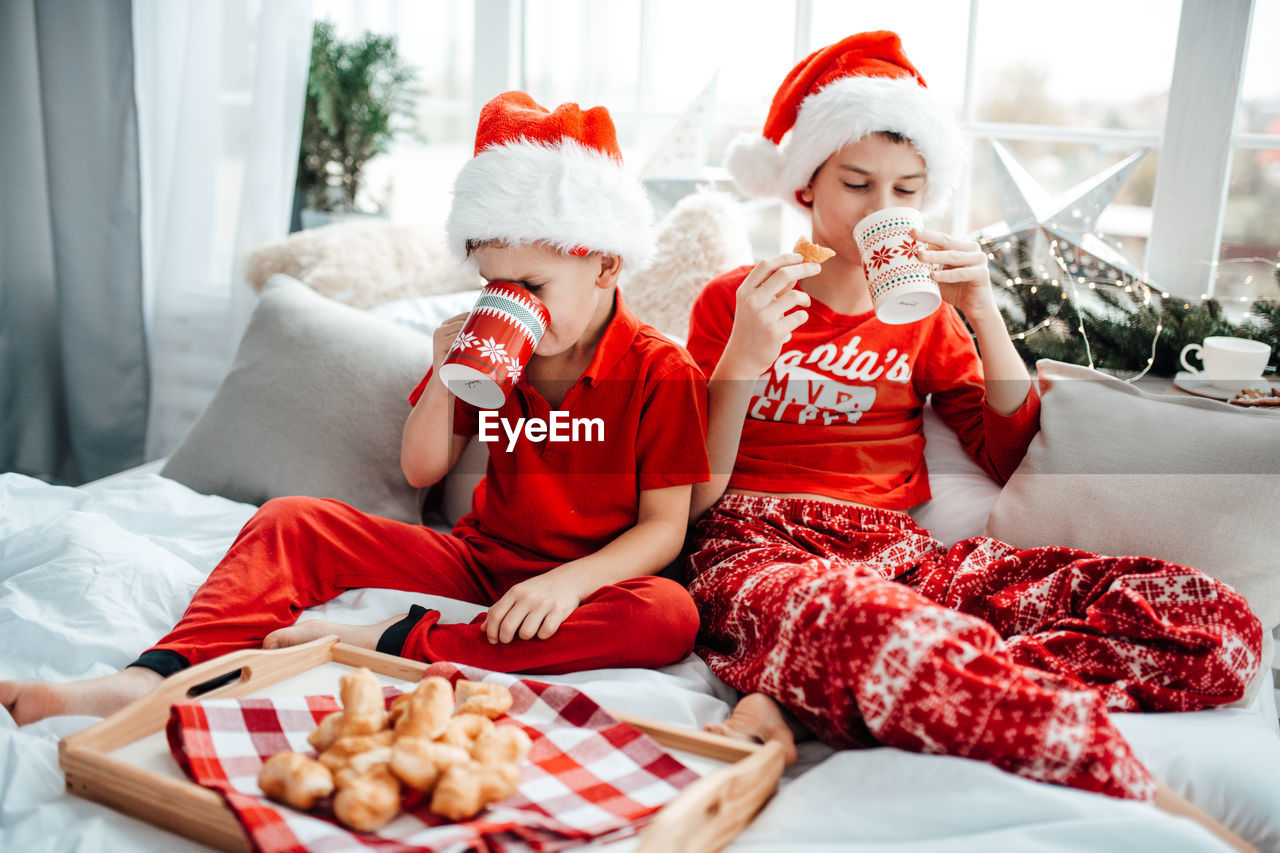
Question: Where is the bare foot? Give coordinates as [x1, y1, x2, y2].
[0, 667, 164, 726]
[1154, 782, 1258, 852]
[704, 692, 803, 766]
[263, 615, 406, 653]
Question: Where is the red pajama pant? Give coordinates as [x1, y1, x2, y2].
[146, 496, 699, 675]
[687, 494, 1263, 801]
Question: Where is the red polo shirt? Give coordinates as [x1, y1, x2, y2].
[410, 289, 709, 564]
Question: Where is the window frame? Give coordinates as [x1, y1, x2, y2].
[470, 0, 1279, 299]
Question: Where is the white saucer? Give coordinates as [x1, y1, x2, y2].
[1173, 371, 1271, 401]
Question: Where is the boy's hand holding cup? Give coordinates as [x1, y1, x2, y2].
[438, 283, 550, 409]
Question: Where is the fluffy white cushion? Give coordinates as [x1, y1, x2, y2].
[245, 220, 481, 308]
[620, 191, 752, 340]
[161, 275, 432, 522]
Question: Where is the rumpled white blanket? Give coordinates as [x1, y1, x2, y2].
[2, 471, 1278, 852]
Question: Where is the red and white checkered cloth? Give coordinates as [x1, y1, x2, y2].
[166, 662, 699, 853]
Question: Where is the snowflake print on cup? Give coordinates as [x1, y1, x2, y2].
[477, 337, 509, 362]
[450, 330, 479, 354]
[438, 282, 549, 409]
[868, 246, 897, 270]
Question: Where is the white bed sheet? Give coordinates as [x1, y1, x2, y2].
[2, 470, 1278, 852]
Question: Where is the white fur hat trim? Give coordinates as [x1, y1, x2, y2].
[446, 140, 655, 271]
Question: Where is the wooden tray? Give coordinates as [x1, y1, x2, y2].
[60, 637, 784, 852]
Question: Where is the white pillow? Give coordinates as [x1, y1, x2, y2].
[368, 289, 482, 337]
[909, 404, 1004, 546]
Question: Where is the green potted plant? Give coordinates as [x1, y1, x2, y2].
[293, 20, 419, 230]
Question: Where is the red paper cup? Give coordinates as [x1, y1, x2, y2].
[438, 283, 550, 409]
[853, 206, 940, 325]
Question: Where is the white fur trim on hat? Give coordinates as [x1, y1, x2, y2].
[727, 76, 964, 217]
[446, 139, 655, 271]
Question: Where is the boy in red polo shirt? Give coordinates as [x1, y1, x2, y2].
[2, 91, 709, 725]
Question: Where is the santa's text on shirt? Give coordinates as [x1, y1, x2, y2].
[477, 410, 604, 451]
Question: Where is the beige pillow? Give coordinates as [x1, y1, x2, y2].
[245, 220, 481, 308]
[985, 360, 1280, 701]
[161, 275, 430, 522]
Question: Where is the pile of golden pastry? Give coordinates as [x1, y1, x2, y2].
[258, 668, 532, 832]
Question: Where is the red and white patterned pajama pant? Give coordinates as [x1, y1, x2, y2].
[686, 494, 1263, 801]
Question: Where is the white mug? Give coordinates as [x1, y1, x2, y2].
[1179, 336, 1271, 391]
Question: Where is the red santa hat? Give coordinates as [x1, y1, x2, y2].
[726, 31, 962, 216]
[446, 91, 654, 270]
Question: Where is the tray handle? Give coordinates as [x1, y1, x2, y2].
[63, 636, 340, 754]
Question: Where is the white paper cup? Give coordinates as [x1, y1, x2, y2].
[853, 206, 941, 325]
[1179, 336, 1271, 391]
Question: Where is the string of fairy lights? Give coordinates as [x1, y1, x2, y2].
[980, 234, 1280, 380]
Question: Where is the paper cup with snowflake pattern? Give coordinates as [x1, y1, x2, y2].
[853, 206, 940, 325]
[438, 282, 550, 409]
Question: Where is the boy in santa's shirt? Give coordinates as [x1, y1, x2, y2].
[2, 91, 708, 725]
[685, 31, 1260, 852]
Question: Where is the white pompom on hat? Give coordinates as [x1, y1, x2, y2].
[447, 91, 655, 270]
[725, 31, 963, 216]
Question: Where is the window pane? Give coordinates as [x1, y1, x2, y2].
[645, 0, 795, 116]
[1218, 148, 1280, 301]
[307, 0, 473, 227]
[973, 0, 1179, 131]
[809, 0, 968, 114]
[398, 0, 472, 106]
[1238, 0, 1280, 134]
[523, 1, 641, 115]
[968, 138, 1156, 274]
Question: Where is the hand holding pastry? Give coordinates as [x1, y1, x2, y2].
[719, 248, 819, 381]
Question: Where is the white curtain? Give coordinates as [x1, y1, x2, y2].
[133, 0, 313, 460]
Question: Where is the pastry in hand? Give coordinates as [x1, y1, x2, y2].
[793, 236, 835, 264]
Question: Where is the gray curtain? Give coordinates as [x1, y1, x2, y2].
[0, 0, 148, 484]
